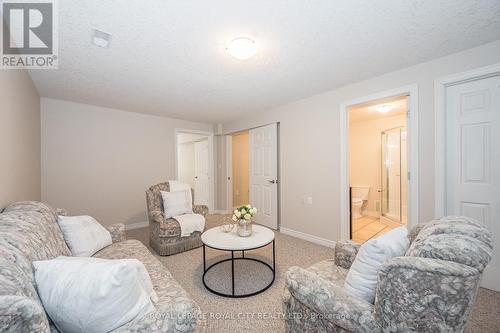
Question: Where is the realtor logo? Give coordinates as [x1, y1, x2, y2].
[1, 0, 58, 69]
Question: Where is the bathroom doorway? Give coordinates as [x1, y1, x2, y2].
[347, 96, 409, 243]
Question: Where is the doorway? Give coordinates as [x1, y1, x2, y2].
[348, 96, 408, 243]
[226, 123, 279, 230]
[175, 129, 214, 211]
[340, 85, 419, 242]
[231, 131, 250, 209]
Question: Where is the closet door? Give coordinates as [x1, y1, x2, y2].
[445, 74, 500, 291]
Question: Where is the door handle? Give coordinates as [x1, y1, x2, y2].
[268, 180, 276, 184]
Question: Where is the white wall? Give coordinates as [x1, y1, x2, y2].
[177, 142, 196, 188]
[41, 98, 213, 226]
[349, 114, 407, 216]
[221, 40, 500, 243]
[0, 69, 41, 209]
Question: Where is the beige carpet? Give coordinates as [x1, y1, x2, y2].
[127, 215, 500, 333]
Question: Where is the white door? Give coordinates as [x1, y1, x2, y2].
[445, 74, 500, 291]
[194, 140, 209, 207]
[249, 124, 278, 229]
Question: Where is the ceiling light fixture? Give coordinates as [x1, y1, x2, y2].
[375, 104, 394, 113]
[92, 29, 112, 48]
[227, 37, 257, 60]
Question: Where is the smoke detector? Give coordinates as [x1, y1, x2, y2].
[92, 29, 112, 48]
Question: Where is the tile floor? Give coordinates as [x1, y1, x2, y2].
[351, 216, 395, 244]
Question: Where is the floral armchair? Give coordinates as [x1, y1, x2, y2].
[283, 216, 493, 332]
[146, 182, 208, 256]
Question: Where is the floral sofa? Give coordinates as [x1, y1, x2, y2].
[146, 182, 208, 256]
[0, 201, 202, 332]
[283, 216, 493, 332]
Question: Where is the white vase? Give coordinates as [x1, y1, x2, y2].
[237, 219, 252, 237]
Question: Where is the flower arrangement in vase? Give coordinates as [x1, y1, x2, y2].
[232, 204, 257, 237]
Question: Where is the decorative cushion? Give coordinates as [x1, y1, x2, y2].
[160, 189, 193, 219]
[33, 256, 156, 333]
[57, 215, 112, 256]
[344, 226, 409, 303]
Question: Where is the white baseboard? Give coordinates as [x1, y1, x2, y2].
[125, 221, 148, 230]
[280, 227, 336, 248]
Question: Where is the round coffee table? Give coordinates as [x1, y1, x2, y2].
[201, 224, 275, 298]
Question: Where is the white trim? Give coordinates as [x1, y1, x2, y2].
[174, 128, 215, 212]
[280, 227, 336, 248]
[339, 85, 419, 241]
[125, 221, 148, 230]
[434, 63, 500, 218]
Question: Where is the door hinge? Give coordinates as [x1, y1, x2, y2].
[407, 171, 411, 180]
[407, 109, 410, 118]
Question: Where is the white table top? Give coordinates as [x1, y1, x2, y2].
[201, 224, 275, 251]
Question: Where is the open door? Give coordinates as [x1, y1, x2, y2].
[249, 123, 278, 229]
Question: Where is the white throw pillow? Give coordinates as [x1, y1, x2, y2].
[344, 226, 409, 303]
[161, 189, 193, 219]
[33, 256, 157, 333]
[57, 215, 112, 256]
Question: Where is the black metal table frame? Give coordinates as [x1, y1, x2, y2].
[202, 239, 275, 298]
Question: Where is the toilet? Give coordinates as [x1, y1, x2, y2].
[351, 186, 370, 219]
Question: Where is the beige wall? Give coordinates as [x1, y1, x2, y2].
[221, 40, 500, 243]
[41, 98, 213, 226]
[215, 133, 227, 211]
[349, 114, 406, 215]
[231, 131, 249, 207]
[0, 70, 41, 209]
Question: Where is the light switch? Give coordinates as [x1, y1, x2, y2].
[307, 197, 313, 205]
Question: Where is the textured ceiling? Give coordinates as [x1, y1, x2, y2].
[29, 0, 500, 123]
